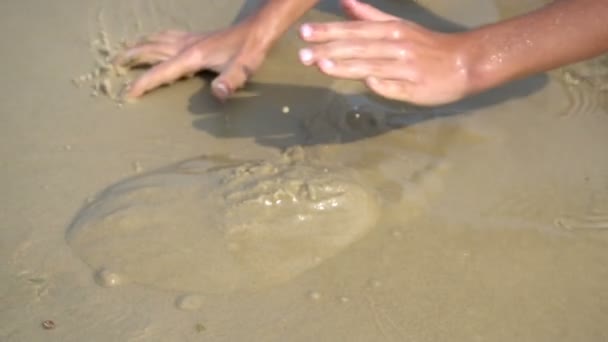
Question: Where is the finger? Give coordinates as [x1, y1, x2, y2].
[211, 57, 261, 100]
[142, 30, 190, 45]
[300, 21, 403, 43]
[299, 40, 410, 65]
[125, 48, 204, 98]
[341, 0, 399, 21]
[113, 43, 180, 68]
[316, 58, 419, 82]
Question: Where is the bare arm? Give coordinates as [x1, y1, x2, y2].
[247, 0, 321, 51]
[468, 0, 608, 94]
[300, 0, 608, 106]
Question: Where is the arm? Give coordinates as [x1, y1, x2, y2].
[300, 0, 608, 106]
[120, 0, 319, 100]
[467, 0, 608, 95]
[248, 0, 321, 51]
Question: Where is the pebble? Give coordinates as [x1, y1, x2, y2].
[41, 320, 55, 330]
[339, 296, 350, 303]
[194, 323, 206, 333]
[132, 161, 143, 173]
[282, 106, 290, 114]
[100, 79, 112, 96]
[391, 230, 403, 239]
[94, 268, 122, 288]
[369, 279, 382, 289]
[308, 291, 321, 301]
[175, 294, 204, 311]
[227, 242, 240, 252]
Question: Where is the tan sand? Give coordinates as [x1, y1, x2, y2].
[1, 0, 607, 341]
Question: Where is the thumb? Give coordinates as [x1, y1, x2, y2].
[211, 57, 260, 101]
[341, 0, 399, 21]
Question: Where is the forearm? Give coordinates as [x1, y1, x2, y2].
[466, 0, 608, 93]
[243, 0, 320, 51]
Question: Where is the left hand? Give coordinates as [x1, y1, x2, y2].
[299, 0, 475, 106]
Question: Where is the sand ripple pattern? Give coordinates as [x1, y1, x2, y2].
[558, 55, 608, 116]
[554, 184, 608, 232]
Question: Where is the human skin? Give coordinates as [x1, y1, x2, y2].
[117, 0, 608, 106]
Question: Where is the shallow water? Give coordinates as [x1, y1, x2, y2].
[1, 0, 608, 341]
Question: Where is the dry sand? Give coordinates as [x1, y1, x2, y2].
[1, 0, 607, 341]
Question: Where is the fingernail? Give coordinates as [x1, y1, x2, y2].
[300, 24, 313, 39]
[319, 59, 335, 69]
[213, 82, 229, 99]
[299, 48, 314, 64]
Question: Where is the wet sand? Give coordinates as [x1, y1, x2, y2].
[2, 0, 607, 341]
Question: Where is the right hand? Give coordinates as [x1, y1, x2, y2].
[114, 22, 268, 101]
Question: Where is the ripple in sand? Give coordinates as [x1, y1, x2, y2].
[558, 55, 608, 117]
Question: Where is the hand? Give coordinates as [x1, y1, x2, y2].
[299, 0, 474, 106]
[114, 22, 268, 101]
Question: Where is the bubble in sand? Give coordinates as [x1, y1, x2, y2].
[94, 268, 123, 288]
[175, 294, 204, 311]
[308, 291, 322, 301]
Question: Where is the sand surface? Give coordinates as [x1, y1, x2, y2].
[2, 0, 607, 341]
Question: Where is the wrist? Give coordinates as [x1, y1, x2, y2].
[458, 28, 515, 98]
[460, 23, 541, 97]
[240, 11, 290, 53]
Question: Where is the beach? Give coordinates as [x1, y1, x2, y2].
[1, 0, 607, 341]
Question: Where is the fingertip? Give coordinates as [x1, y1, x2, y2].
[365, 76, 390, 96]
[318, 59, 335, 70]
[211, 81, 231, 100]
[121, 83, 141, 102]
[299, 48, 314, 65]
[300, 24, 313, 40]
[125, 74, 151, 96]
[122, 94, 138, 104]
[317, 59, 337, 76]
[342, 0, 397, 21]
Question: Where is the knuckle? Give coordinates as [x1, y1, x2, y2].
[182, 47, 200, 61]
[310, 24, 327, 35]
[394, 41, 411, 59]
[408, 68, 421, 83]
[387, 21, 404, 39]
[312, 44, 330, 58]
[234, 58, 261, 77]
[238, 64, 254, 80]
